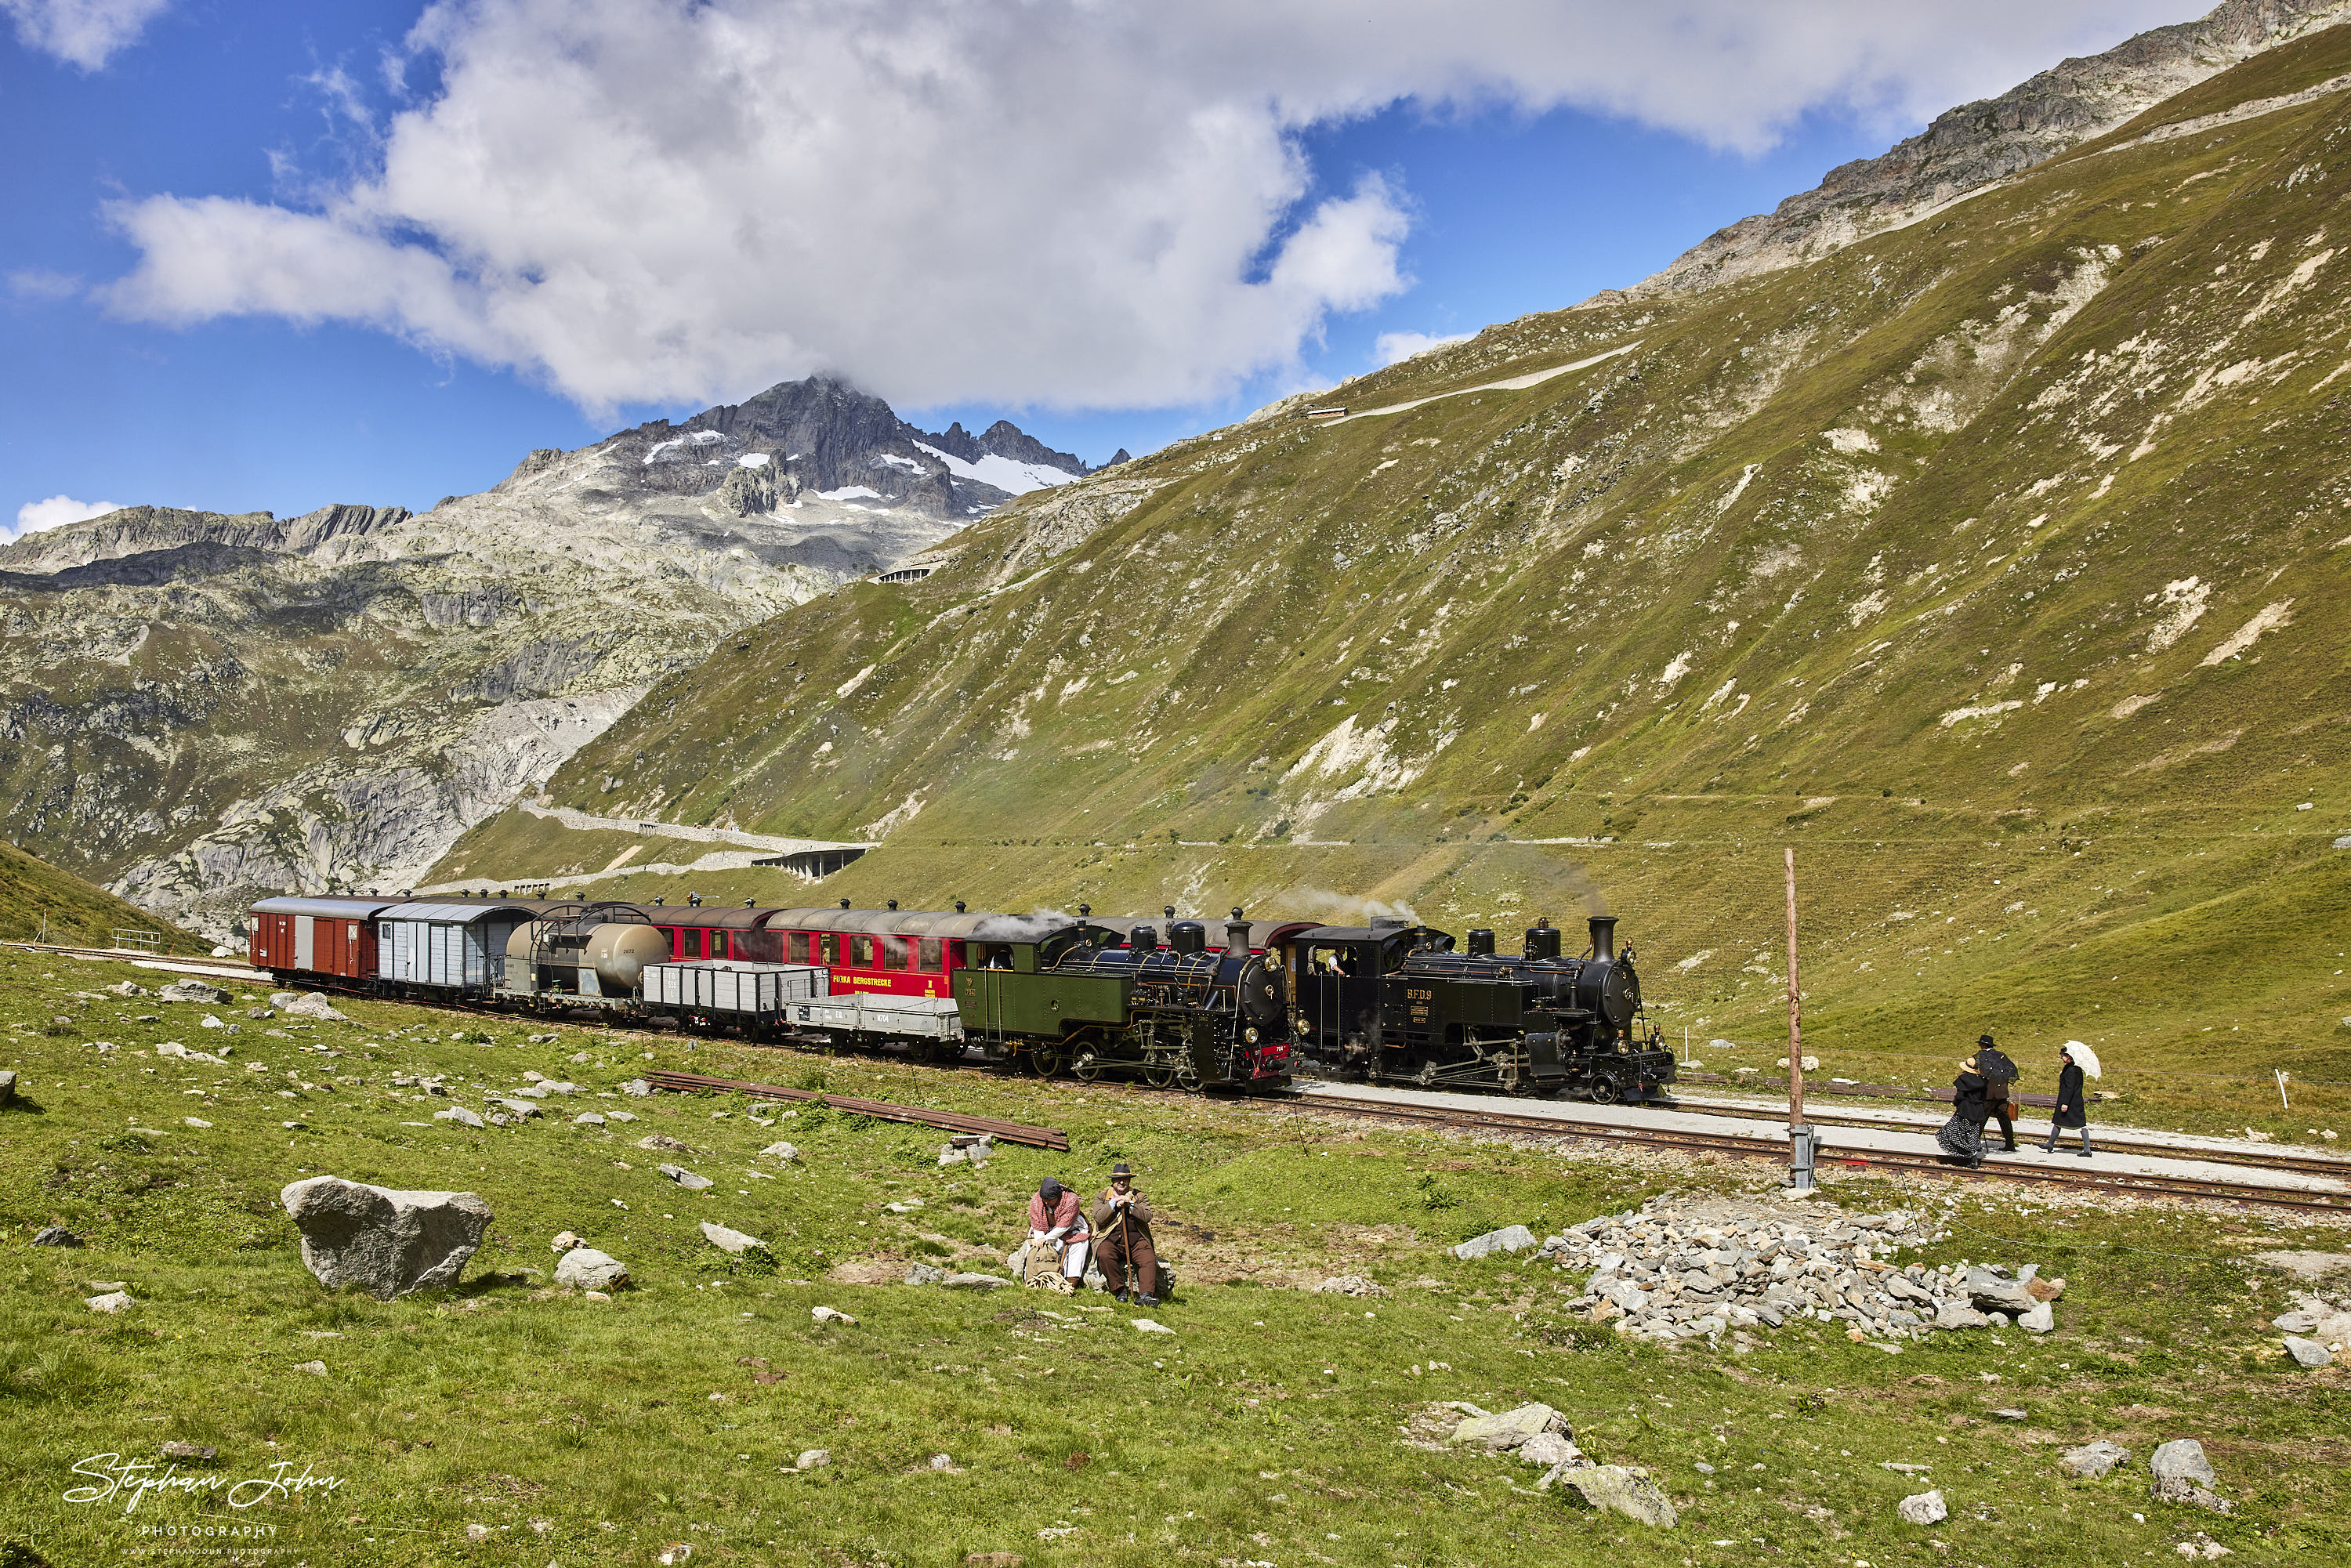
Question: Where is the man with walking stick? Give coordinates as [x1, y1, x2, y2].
[1090, 1161, 1161, 1307]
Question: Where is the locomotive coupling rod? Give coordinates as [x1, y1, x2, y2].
[646, 1069, 1070, 1150]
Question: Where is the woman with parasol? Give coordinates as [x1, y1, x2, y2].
[2041, 1041, 2099, 1157]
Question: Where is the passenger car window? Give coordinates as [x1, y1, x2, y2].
[919, 937, 943, 970]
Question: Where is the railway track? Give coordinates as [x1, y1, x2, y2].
[1284, 1095, 2351, 1215]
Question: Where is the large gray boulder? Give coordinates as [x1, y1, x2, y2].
[1450, 1403, 1568, 1452]
[280, 1175, 491, 1299]
[159, 980, 230, 1005]
[1452, 1225, 1538, 1261]
[283, 993, 353, 1023]
[1559, 1465, 1676, 1527]
[2284, 1335, 2333, 1368]
[1897, 1489, 1948, 1525]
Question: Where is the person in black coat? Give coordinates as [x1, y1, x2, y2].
[1937, 1061, 1991, 1166]
[1975, 1034, 2020, 1151]
[2042, 1045, 2094, 1157]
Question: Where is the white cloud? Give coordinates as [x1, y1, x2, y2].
[6, 269, 85, 301]
[2, 0, 170, 69]
[10, 494, 124, 541]
[1373, 330, 1473, 368]
[100, 0, 2188, 414]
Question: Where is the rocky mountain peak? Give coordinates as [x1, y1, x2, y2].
[1634, 0, 2351, 297]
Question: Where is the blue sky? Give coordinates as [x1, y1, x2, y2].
[1, 1, 2196, 531]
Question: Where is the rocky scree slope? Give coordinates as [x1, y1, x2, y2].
[0, 379, 1085, 939]
[1634, 0, 2351, 298]
[489, 34, 2351, 1070]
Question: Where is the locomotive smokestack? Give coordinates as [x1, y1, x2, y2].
[1226, 911, 1252, 954]
[1588, 914, 1618, 961]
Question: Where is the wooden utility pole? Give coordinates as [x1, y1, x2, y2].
[1784, 846, 1803, 1128]
[1785, 846, 1815, 1190]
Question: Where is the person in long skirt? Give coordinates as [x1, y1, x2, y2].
[1937, 1059, 1992, 1166]
[2042, 1042, 2096, 1157]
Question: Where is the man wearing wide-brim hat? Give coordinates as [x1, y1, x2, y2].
[1089, 1161, 1160, 1306]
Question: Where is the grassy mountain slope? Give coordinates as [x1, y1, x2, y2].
[443, 36, 2351, 1126]
[0, 838, 201, 951]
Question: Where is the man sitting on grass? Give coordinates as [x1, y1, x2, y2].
[1090, 1161, 1160, 1307]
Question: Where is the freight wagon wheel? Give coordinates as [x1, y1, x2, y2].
[1027, 1041, 1067, 1078]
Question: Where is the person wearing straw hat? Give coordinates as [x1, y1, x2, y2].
[2042, 1041, 2099, 1157]
[1089, 1162, 1160, 1306]
[1936, 1055, 1994, 1167]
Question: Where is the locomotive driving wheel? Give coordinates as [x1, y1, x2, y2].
[1140, 1057, 1178, 1090]
[1027, 1041, 1067, 1078]
[1587, 1073, 1621, 1105]
[1175, 1059, 1204, 1094]
[1071, 1047, 1104, 1082]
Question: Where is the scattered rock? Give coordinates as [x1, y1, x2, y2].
[1131, 1318, 1175, 1334]
[491, 1099, 542, 1120]
[183, 1117, 212, 1129]
[158, 1442, 216, 1462]
[657, 1544, 692, 1565]
[658, 1164, 715, 1190]
[639, 1134, 693, 1153]
[555, 1248, 630, 1290]
[2016, 1302, 2056, 1334]
[1519, 1430, 1583, 1468]
[1936, 1302, 1993, 1331]
[574, 1112, 607, 1127]
[700, 1222, 770, 1257]
[583, 1290, 612, 1303]
[2283, 1335, 2332, 1369]
[621, 1079, 653, 1096]
[292, 1360, 328, 1376]
[608, 1110, 639, 1123]
[551, 1230, 583, 1253]
[108, 980, 149, 997]
[280, 1176, 491, 1300]
[812, 1306, 858, 1324]
[1559, 1465, 1677, 1527]
[943, 1273, 1011, 1290]
[1775, 1055, 1820, 1072]
[1313, 1274, 1389, 1297]
[158, 980, 230, 1005]
[282, 993, 353, 1023]
[759, 1141, 801, 1162]
[2150, 1439, 2230, 1512]
[1450, 1403, 1569, 1452]
[2027, 1275, 2067, 1302]
[1898, 1489, 1948, 1525]
[85, 1290, 134, 1313]
[33, 1226, 84, 1248]
[508, 1085, 549, 1099]
[1965, 1267, 2039, 1316]
[2061, 1440, 2131, 1479]
[796, 1449, 831, 1470]
[433, 1106, 487, 1128]
[905, 1262, 946, 1286]
[246, 1006, 275, 1019]
[1990, 1407, 2030, 1421]
[1452, 1224, 1538, 1261]
[0, 1069, 14, 1105]
[2252, 1251, 2351, 1283]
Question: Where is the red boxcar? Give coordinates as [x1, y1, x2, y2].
[248, 895, 408, 980]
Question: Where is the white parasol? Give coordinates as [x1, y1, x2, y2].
[2062, 1040, 2103, 1079]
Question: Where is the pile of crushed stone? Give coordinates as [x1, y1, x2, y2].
[1538, 1193, 2063, 1345]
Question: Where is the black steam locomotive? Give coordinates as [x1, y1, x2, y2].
[1275, 913, 1672, 1099]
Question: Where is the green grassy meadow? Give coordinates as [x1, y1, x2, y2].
[5, 946, 2348, 1566]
